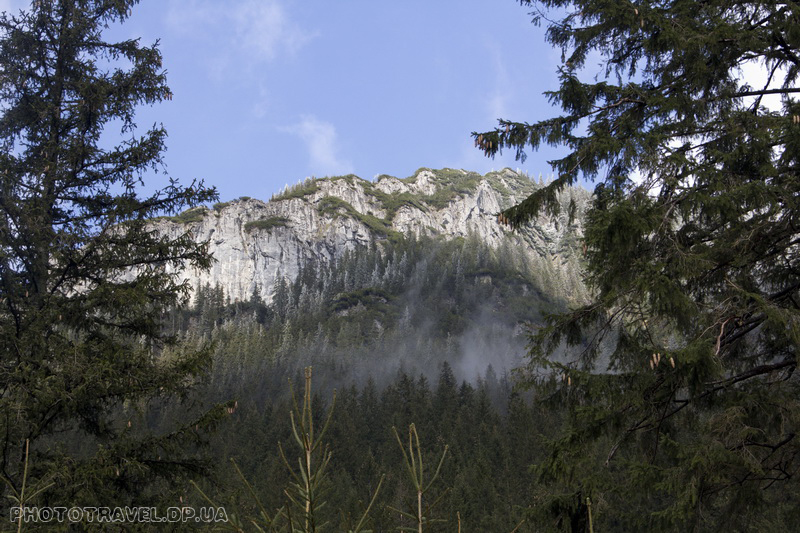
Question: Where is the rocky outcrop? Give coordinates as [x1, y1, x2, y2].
[155, 168, 590, 305]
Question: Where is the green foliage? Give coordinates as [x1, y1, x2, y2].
[359, 181, 428, 221]
[193, 368, 384, 533]
[317, 197, 402, 241]
[169, 206, 210, 224]
[475, 0, 800, 529]
[214, 197, 252, 213]
[414, 168, 483, 210]
[330, 174, 361, 185]
[245, 216, 290, 234]
[365, 168, 537, 218]
[164, 232, 576, 530]
[389, 424, 449, 532]
[330, 287, 392, 314]
[0, 0, 219, 519]
[273, 169, 539, 234]
[272, 177, 322, 201]
[277, 367, 337, 532]
[403, 168, 540, 210]
[316, 196, 355, 216]
[189, 365, 542, 532]
[381, 192, 427, 219]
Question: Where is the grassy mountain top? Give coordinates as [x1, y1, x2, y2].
[161, 168, 567, 229]
[269, 167, 539, 206]
[164, 168, 546, 225]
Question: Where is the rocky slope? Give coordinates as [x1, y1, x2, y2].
[153, 167, 590, 305]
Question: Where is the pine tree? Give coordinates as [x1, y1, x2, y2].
[474, 1, 800, 529]
[0, 0, 219, 516]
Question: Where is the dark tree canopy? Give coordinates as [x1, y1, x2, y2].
[0, 0, 221, 515]
[474, 1, 800, 530]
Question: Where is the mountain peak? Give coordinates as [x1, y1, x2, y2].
[155, 168, 589, 305]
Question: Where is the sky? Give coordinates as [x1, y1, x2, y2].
[1, 0, 574, 202]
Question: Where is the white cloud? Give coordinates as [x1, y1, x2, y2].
[286, 115, 353, 176]
[232, 0, 313, 62]
[166, 0, 314, 64]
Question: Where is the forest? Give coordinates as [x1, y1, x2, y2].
[2, 0, 799, 531]
[162, 235, 567, 531]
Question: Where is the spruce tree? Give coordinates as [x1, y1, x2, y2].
[474, 1, 800, 529]
[0, 0, 219, 517]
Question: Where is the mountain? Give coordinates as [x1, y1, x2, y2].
[154, 167, 590, 307]
[148, 169, 592, 531]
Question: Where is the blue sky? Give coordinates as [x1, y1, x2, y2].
[3, 0, 571, 202]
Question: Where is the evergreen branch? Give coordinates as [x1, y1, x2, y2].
[731, 88, 800, 98]
[705, 359, 797, 394]
[422, 445, 449, 494]
[349, 474, 384, 533]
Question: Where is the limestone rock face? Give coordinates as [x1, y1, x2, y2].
[156, 168, 590, 305]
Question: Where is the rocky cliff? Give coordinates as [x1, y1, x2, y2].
[153, 167, 590, 305]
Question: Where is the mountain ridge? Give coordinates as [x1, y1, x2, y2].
[153, 167, 590, 305]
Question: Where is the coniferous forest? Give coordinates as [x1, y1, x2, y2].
[161, 235, 566, 532]
[2, 0, 799, 532]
